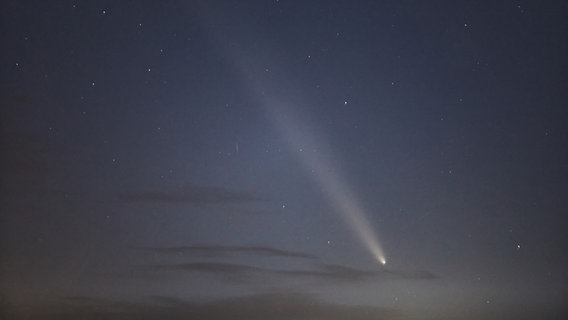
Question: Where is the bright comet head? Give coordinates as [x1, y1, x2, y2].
[378, 256, 386, 265]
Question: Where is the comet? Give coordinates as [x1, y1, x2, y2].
[198, 11, 387, 265]
[264, 103, 387, 267]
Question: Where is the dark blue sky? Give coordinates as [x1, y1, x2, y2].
[2, 1, 567, 319]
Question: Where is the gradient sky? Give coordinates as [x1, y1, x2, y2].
[1, 1, 567, 319]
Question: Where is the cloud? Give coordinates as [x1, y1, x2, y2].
[282, 264, 439, 283]
[37, 292, 401, 320]
[2, 93, 38, 108]
[145, 261, 438, 284]
[0, 131, 64, 202]
[132, 245, 317, 259]
[63, 296, 105, 303]
[100, 244, 439, 285]
[118, 186, 263, 205]
[60, 296, 137, 310]
[1, 131, 57, 176]
[147, 295, 188, 306]
[283, 263, 378, 281]
[147, 262, 271, 283]
[383, 268, 439, 280]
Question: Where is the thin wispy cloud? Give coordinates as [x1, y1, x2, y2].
[145, 261, 439, 284]
[283, 263, 378, 281]
[383, 268, 439, 280]
[1, 131, 57, 175]
[132, 245, 317, 259]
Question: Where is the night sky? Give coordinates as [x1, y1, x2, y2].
[1, 1, 567, 319]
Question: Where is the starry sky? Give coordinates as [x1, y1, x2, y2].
[1, 1, 567, 319]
